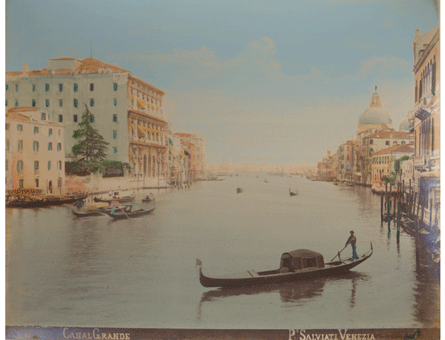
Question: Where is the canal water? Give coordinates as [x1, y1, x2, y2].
[5, 173, 439, 329]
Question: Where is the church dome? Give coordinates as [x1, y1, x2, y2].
[358, 91, 393, 126]
[399, 111, 413, 131]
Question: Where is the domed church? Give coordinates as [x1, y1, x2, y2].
[356, 87, 394, 133]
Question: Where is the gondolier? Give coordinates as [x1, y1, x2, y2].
[345, 230, 358, 260]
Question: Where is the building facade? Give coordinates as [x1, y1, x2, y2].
[5, 57, 168, 185]
[412, 26, 440, 229]
[6, 107, 65, 194]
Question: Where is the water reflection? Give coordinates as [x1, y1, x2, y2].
[197, 271, 369, 320]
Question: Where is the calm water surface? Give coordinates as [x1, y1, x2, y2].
[6, 173, 439, 329]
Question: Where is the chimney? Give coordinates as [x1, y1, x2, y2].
[414, 29, 421, 38]
[22, 64, 29, 72]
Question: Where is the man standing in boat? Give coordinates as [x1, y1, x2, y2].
[345, 230, 358, 260]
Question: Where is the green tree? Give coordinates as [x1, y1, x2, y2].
[71, 105, 109, 162]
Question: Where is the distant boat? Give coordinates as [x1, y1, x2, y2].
[264, 179, 269, 183]
[142, 193, 155, 202]
[236, 188, 243, 193]
[289, 189, 298, 196]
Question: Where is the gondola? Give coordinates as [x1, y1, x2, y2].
[103, 202, 155, 220]
[6, 194, 88, 208]
[196, 243, 373, 288]
[72, 208, 110, 217]
[72, 202, 111, 217]
[93, 192, 135, 203]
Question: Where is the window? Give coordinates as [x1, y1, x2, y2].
[34, 126, 39, 134]
[113, 147, 118, 154]
[90, 115, 94, 123]
[385, 141, 390, 146]
[45, 99, 50, 107]
[73, 115, 78, 123]
[74, 99, 78, 108]
[58, 115, 63, 122]
[59, 99, 63, 107]
[113, 130, 117, 139]
[45, 83, 50, 92]
[15, 100, 18, 107]
[35, 179, 39, 188]
[5, 100, 7, 106]
[48, 142, 52, 151]
[401, 141, 405, 145]
[33, 141, 40, 152]
[114, 98, 117, 106]
[5, 139, 9, 151]
[19, 179, 23, 188]
[5, 159, 8, 171]
[41, 113, 46, 120]
[32, 84, 36, 92]
[113, 114, 117, 122]
[57, 143, 61, 151]
[6, 84, 8, 91]
[18, 140, 23, 152]
[90, 83, 94, 91]
[5, 123, 9, 130]
[15, 84, 19, 92]
[48, 161, 51, 170]
[393, 141, 397, 145]
[74, 83, 78, 92]
[48, 128, 52, 136]
[114, 83, 118, 91]
[34, 161, 39, 173]
[17, 161, 23, 173]
[90, 98, 94, 107]
[32, 99, 36, 107]
[58, 161, 62, 170]
[59, 84, 63, 92]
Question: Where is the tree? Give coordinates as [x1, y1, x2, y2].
[71, 105, 109, 162]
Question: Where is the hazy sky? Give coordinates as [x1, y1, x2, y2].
[5, 0, 439, 165]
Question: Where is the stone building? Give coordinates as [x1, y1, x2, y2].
[5, 107, 65, 194]
[6, 57, 168, 185]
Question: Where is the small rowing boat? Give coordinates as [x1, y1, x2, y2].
[197, 243, 373, 288]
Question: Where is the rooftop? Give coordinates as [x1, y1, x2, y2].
[372, 143, 414, 156]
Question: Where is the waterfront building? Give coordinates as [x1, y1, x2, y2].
[5, 107, 65, 194]
[370, 143, 414, 193]
[174, 133, 207, 182]
[317, 153, 334, 181]
[337, 140, 354, 182]
[361, 131, 412, 186]
[5, 57, 168, 185]
[412, 25, 440, 228]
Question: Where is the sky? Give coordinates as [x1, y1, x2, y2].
[4, 0, 439, 166]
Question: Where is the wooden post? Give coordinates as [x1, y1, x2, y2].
[393, 191, 397, 221]
[412, 192, 417, 217]
[429, 199, 433, 230]
[387, 195, 391, 231]
[397, 204, 401, 243]
[380, 194, 384, 223]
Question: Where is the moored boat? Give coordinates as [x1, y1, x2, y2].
[103, 202, 155, 220]
[94, 191, 135, 203]
[197, 243, 373, 288]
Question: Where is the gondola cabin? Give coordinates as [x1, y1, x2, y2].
[279, 249, 325, 273]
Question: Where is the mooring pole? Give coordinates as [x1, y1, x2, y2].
[380, 194, 384, 223]
[387, 195, 391, 232]
[397, 204, 401, 243]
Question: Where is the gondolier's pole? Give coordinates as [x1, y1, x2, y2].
[331, 246, 347, 261]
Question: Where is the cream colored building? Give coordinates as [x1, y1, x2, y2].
[5, 107, 65, 194]
[6, 57, 168, 184]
